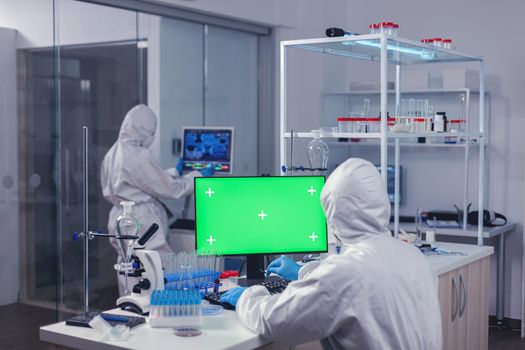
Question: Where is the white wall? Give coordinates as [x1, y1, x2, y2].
[0, 27, 19, 306]
[0, 0, 150, 48]
[154, 0, 280, 26]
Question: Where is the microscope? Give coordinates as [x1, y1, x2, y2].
[115, 223, 165, 315]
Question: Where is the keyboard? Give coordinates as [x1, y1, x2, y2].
[204, 279, 291, 310]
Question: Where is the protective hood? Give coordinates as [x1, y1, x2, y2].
[320, 158, 391, 244]
[118, 104, 157, 148]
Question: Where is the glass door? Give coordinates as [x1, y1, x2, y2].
[53, 0, 262, 319]
[3, 0, 266, 323]
[10, 0, 58, 317]
[55, 0, 145, 318]
[205, 25, 259, 176]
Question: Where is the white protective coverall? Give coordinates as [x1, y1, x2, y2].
[236, 158, 442, 349]
[101, 104, 200, 294]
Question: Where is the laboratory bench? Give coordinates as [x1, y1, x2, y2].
[40, 306, 273, 350]
[40, 242, 493, 350]
[390, 222, 515, 326]
[430, 242, 493, 350]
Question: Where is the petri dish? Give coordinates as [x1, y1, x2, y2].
[174, 325, 202, 337]
[201, 305, 224, 316]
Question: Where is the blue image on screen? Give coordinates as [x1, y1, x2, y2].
[376, 165, 402, 204]
[183, 128, 233, 173]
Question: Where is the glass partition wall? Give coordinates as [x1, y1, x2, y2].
[2, 0, 265, 320]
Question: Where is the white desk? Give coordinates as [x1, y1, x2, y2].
[391, 222, 516, 325]
[426, 242, 494, 275]
[390, 222, 515, 239]
[40, 307, 271, 350]
[40, 242, 496, 350]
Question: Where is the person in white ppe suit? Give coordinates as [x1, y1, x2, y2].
[101, 104, 211, 295]
[221, 158, 442, 349]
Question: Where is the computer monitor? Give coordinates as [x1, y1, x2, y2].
[376, 165, 402, 204]
[194, 176, 328, 281]
[181, 127, 234, 174]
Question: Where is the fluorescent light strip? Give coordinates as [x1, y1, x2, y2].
[340, 39, 437, 60]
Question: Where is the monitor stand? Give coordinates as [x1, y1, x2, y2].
[237, 254, 279, 287]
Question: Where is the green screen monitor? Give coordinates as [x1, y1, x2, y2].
[194, 176, 328, 280]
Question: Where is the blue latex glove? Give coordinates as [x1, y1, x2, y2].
[176, 158, 184, 175]
[220, 287, 247, 306]
[199, 164, 215, 177]
[266, 255, 300, 281]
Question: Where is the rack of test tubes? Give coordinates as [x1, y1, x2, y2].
[161, 251, 223, 295]
[149, 289, 203, 334]
[151, 251, 223, 334]
[336, 95, 467, 141]
[392, 98, 434, 133]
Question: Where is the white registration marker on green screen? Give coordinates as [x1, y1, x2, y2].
[194, 176, 328, 255]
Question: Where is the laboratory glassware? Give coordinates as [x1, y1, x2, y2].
[378, 22, 396, 35]
[427, 105, 435, 123]
[443, 39, 453, 49]
[432, 38, 443, 47]
[414, 118, 426, 133]
[392, 23, 399, 36]
[458, 93, 467, 142]
[116, 201, 140, 238]
[149, 289, 203, 336]
[363, 99, 370, 118]
[337, 117, 354, 132]
[115, 201, 140, 295]
[400, 99, 407, 117]
[415, 208, 424, 245]
[307, 130, 329, 174]
[408, 99, 415, 118]
[417, 100, 424, 117]
[355, 117, 367, 133]
[319, 126, 338, 136]
[446, 120, 461, 144]
[162, 251, 222, 293]
[367, 118, 381, 133]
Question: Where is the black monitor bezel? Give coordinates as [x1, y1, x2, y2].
[194, 175, 328, 256]
[181, 126, 234, 174]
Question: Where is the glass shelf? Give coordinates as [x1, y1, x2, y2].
[324, 140, 483, 148]
[283, 35, 483, 65]
[323, 88, 480, 96]
[284, 131, 483, 139]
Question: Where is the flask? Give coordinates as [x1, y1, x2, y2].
[307, 130, 329, 174]
[116, 201, 140, 237]
[115, 201, 140, 294]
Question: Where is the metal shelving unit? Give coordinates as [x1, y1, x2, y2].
[280, 34, 486, 246]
